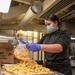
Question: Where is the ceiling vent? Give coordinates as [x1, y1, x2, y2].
[40, 0, 75, 19]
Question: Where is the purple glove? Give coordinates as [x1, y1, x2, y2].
[19, 39, 41, 51]
[26, 43, 41, 51]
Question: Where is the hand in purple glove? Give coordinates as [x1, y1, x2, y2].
[19, 39, 41, 51]
[26, 43, 41, 51]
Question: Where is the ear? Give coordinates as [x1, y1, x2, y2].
[45, 20, 48, 25]
[45, 20, 46, 23]
[55, 20, 58, 25]
[44, 20, 46, 25]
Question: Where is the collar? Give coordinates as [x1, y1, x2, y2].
[51, 28, 61, 34]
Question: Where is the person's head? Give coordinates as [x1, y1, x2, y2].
[45, 14, 61, 33]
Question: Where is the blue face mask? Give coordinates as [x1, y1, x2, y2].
[46, 24, 56, 33]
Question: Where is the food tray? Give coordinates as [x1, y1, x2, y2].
[0, 64, 65, 75]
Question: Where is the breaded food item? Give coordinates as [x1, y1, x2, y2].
[14, 49, 29, 61]
[2, 71, 10, 75]
[2, 60, 53, 74]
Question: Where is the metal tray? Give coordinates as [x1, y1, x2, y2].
[0, 64, 65, 75]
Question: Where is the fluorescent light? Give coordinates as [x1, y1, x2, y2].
[71, 37, 75, 40]
[0, 0, 12, 13]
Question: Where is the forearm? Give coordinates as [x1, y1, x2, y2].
[40, 44, 63, 53]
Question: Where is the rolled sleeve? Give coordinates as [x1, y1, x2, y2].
[57, 30, 71, 50]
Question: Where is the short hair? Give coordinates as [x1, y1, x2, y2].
[46, 14, 61, 26]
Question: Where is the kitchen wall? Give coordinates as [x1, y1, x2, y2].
[0, 30, 16, 36]
[0, 21, 75, 36]
[0, 24, 47, 36]
[61, 21, 75, 34]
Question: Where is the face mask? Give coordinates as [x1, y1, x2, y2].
[46, 24, 56, 33]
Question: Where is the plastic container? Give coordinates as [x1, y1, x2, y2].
[14, 40, 30, 61]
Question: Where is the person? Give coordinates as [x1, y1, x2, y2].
[20, 14, 72, 75]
